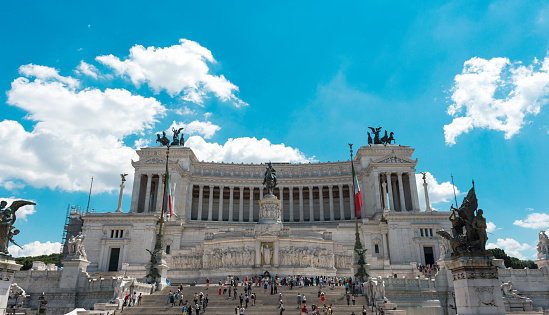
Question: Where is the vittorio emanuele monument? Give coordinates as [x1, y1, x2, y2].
[2, 127, 549, 315]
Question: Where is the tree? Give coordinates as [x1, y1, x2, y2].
[488, 248, 537, 269]
[15, 253, 62, 270]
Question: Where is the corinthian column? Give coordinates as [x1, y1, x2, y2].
[207, 185, 214, 221]
[397, 172, 406, 211]
[289, 187, 294, 222]
[299, 187, 304, 222]
[218, 186, 224, 221]
[229, 186, 234, 222]
[249, 187, 254, 222]
[197, 185, 204, 221]
[144, 173, 153, 213]
[318, 185, 324, 221]
[308, 186, 314, 221]
[386, 172, 394, 211]
[239, 186, 244, 222]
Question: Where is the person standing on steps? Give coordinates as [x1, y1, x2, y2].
[352, 294, 356, 305]
[302, 294, 307, 306]
[297, 292, 302, 308]
[279, 301, 285, 314]
[240, 305, 245, 314]
[239, 293, 244, 307]
[137, 293, 142, 306]
[362, 305, 367, 315]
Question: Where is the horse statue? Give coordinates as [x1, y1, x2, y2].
[367, 132, 373, 145]
[380, 130, 389, 144]
[262, 162, 277, 195]
[156, 131, 170, 146]
[387, 132, 395, 144]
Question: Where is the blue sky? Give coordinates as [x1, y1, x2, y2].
[1, 0, 548, 259]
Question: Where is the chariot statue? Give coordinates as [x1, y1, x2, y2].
[171, 127, 184, 146]
[263, 162, 277, 195]
[156, 131, 170, 146]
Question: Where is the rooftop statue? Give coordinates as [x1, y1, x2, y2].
[538, 230, 549, 257]
[437, 183, 488, 255]
[263, 162, 278, 195]
[171, 127, 184, 146]
[156, 131, 170, 146]
[0, 199, 35, 257]
[368, 127, 395, 144]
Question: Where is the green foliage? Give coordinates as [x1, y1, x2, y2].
[15, 253, 62, 271]
[488, 248, 538, 269]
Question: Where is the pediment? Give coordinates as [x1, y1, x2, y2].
[143, 158, 164, 165]
[374, 155, 414, 164]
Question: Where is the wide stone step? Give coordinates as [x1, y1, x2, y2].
[120, 284, 370, 314]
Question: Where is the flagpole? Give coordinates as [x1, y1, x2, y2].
[349, 143, 368, 282]
[86, 176, 93, 213]
[349, 144, 358, 231]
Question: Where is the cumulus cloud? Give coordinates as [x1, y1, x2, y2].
[0, 197, 36, 221]
[75, 61, 100, 79]
[1, 66, 165, 193]
[8, 241, 62, 258]
[486, 221, 498, 233]
[444, 55, 549, 145]
[487, 238, 531, 260]
[19, 64, 79, 88]
[169, 121, 221, 140]
[96, 39, 247, 107]
[415, 172, 459, 210]
[186, 136, 314, 163]
[513, 212, 549, 229]
[0, 181, 25, 191]
[174, 106, 196, 116]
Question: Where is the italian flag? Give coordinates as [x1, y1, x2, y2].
[165, 165, 173, 217]
[352, 163, 362, 216]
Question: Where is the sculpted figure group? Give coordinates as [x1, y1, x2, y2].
[0, 199, 34, 257]
[156, 127, 184, 147]
[437, 183, 488, 255]
[368, 127, 395, 145]
[263, 162, 277, 195]
[279, 246, 334, 268]
[67, 232, 87, 259]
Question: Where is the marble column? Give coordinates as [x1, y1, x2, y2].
[318, 185, 325, 221]
[409, 172, 421, 211]
[349, 184, 355, 219]
[299, 187, 304, 222]
[423, 178, 432, 212]
[386, 172, 394, 211]
[289, 187, 294, 222]
[397, 172, 407, 212]
[279, 187, 284, 220]
[249, 187, 254, 222]
[130, 172, 141, 213]
[239, 186, 244, 222]
[155, 174, 164, 212]
[373, 172, 381, 211]
[144, 173, 153, 213]
[382, 182, 388, 211]
[197, 185, 204, 221]
[308, 186, 314, 221]
[185, 183, 193, 221]
[218, 186, 224, 221]
[229, 186, 234, 222]
[338, 184, 345, 221]
[207, 185, 214, 221]
[259, 187, 263, 200]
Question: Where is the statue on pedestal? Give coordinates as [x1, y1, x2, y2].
[171, 127, 184, 146]
[437, 183, 489, 255]
[262, 162, 277, 195]
[67, 232, 87, 259]
[538, 231, 549, 258]
[156, 131, 170, 146]
[261, 242, 273, 266]
[0, 200, 35, 257]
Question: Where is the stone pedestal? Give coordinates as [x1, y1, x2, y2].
[60, 257, 90, 289]
[534, 254, 549, 270]
[445, 252, 505, 315]
[258, 194, 282, 224]
[0, 257, 22, 315]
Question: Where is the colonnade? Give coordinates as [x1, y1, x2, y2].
[190, 184, 355, 222]
[131, 172, 165, 213]
[375, 171, 418, 212]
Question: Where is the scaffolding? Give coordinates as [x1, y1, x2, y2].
[60, 204, 83, 255]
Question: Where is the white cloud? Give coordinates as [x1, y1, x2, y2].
[415, 172, 460, 210]
[186, 136, 314, 163]
[19, 64, 79, 88]
[75, 61, 100, 79]
[96, 39, 247, 107]
[203, 112, 212, 119]
[0, 197, 36, 221]
[8, 241, 62, 258]
[444, 55, 549, 145]
[513, 212, 549, 229]
[134, 138, 150, 149]
[1, 68, 165, 193]
[486, 221, 497, 233]
[169, 121, 221, 140]
[0, 181, 25, 191]
[174, 106, 196, 116]
[487, 238, 531, 260]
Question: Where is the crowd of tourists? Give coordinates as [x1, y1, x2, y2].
[157, 275, 381, 314]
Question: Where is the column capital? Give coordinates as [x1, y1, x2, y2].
[338, 183, 343, 188]
[249, 186, 254, 191]
[199, 184, 204, 189]
[146, 172, 153, 176]
[209, 184, 214, 188]
[288, 186, 293, 191]
[229, 186, 234, 191]
[308, 186, 313, 190]
[385, 171, 392, 176]
[219, 185, 225, 189]
[298, 186, 304, 191]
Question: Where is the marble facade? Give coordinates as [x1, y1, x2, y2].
[81, 144, 451, 282]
